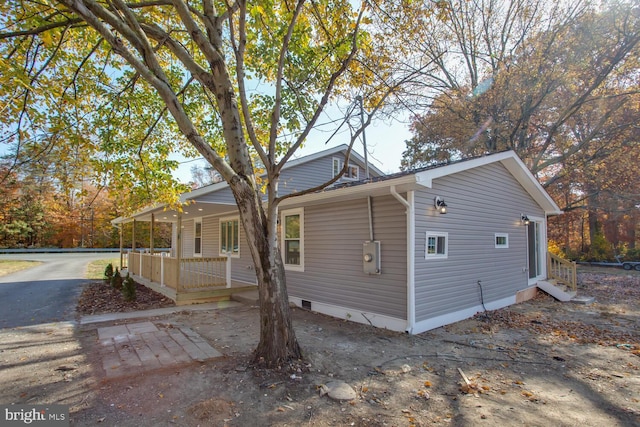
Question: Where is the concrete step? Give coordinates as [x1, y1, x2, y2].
[537, 280, 576, 302]
[570, 295, 595, 305]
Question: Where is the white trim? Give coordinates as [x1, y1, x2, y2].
[193, 217, 203, 257]
[494, 232, 509, 249]
[332, 157, 360, 181]
[526, 215, 546, 285]
[219, 215, 240, 258]
[413, 151, 561, 214]
[390, 186, 415, 334]
[407, 191, 416, 333]
[411, 295, 516, 335]
[288, 297, 406, 332]
[281, 208, 304, 272]
[425, 231, 448, 259]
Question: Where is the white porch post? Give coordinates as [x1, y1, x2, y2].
[150, 213, 155, 280]
[226, 253, 232, 288]
[150, 213, 155, 255]
[160, 253, 165, 287]
[176, 213, 182, 292]
[119, 225, 124, 270]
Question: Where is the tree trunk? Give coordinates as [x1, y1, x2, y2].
[229, 178, 302, 368]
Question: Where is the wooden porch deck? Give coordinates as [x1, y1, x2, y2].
[129, 272, 257, 305]
[125, 252, 257, 305]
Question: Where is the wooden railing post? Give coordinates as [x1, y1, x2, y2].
[226, 253, 232, 288]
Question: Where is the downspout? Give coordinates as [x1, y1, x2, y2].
[367, 196, 374, 241]
[390, 185, 415, 334]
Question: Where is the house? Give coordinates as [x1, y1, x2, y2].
[113, 145, 574, 335]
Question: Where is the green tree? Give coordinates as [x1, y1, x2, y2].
[0, 0, 406, 367]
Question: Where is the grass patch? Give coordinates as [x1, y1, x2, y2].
[0, 260, 42, 277]
[86, 258, 121, 280]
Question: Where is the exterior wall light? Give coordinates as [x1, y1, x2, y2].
[521, 214, 530, 225]
[434, 196, 448, 214]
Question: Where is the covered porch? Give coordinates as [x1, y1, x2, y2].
[112, 194, 258, 306]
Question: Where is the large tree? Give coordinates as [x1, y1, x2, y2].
[394, 0, 640, 254]
[0, 0, 406, 367]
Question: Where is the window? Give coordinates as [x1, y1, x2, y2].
[332, 157, 359, 181]
[425, 231, 448, 259]
[282, 208, 304, 270]
[194, 218, 202, 256]
[495, 233, 509, 248]
[220, 217, 239, 256]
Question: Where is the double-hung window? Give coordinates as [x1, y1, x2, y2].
[282, 208, 304, 271]
[194, 218, 202, 257]
[425, 231, 448, 259]
[220, 217, 240, 256]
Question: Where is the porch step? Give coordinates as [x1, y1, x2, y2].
[231, 289, 259, 306]
[570, 295, 595, 305]
[537, 280, 577, 302]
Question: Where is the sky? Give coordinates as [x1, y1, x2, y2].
[171, 112, 414, 183]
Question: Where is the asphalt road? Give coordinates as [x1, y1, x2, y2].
[0, 253, 117, 328]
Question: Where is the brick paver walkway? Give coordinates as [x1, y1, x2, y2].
[97, 321, 222, 377]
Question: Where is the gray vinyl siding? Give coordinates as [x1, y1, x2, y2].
[414, 162, 543, 322]
[279, 154, 378, 196]
[192, 150, 380, 200]
[182, 220, 195, 257]
[285, 195, 407, 319]
[202, 217, 216, 256]
[196, 187, 236, 204]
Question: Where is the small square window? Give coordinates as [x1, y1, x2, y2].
[425, 231, 448, 259]
[332, 157, 359, 181]
[495, 233, 509, 248]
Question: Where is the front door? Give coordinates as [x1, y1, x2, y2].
[527, 220, 544, 283]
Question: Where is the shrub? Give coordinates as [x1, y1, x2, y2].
[586, 231, 613, 262]
[104, 263, 114, 282]
[110, 267, 123, 289]
[122, 273, 136, 302]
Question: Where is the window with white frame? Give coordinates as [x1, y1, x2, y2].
[425, 231, 448, 259]
[219, 217, 240, 256]
[194, 218, 202, 256]
[495, 233, 509, 248]
[332, 157, 359, 181]
[281, 208, 304, 270]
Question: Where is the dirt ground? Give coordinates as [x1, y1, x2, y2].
[1, 266, 639, 426]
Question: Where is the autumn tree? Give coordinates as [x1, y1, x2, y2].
[0, 0, 409, 367]
[393, 0, 640, 256]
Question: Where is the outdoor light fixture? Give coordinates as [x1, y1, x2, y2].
[434, 196, 448, 214]
[521, 214, 530, 225]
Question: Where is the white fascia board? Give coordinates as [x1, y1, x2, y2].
[499, 155, 562, 214]
[414, 151, 562, 215]
[279, 174, 418, 207]
[111, 203, 167, 225]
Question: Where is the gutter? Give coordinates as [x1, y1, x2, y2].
[390, 185, 416, 334]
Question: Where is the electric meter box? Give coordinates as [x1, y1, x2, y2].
[363, 241, 381, 274]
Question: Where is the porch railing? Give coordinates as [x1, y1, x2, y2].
[127, 252, 231, 291]
[547, 252, 577, 292]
